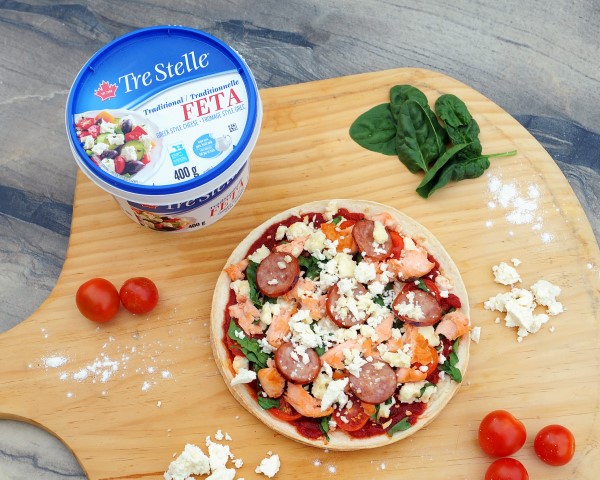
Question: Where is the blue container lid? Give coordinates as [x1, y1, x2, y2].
[66, 26, 261, 197]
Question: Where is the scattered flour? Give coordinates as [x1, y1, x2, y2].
[486, 174, 554, 244]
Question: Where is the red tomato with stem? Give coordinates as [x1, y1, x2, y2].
[485, 458, 529, 480]
[119, 277, 159, 315]
[478, 410, 526, 457]
[76, 278, 120, 323]
[534, 424, 575, 466]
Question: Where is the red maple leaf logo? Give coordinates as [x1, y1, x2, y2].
[94, 80, 118, 101]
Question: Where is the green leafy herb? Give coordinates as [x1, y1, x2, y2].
[227, 321, 269, 369]
[331, 216, 344, 225]
[419, 382, 436, 397]
[319, 415, 331, 441]
[370, 404, 381, 420]
[396, 100, 446, 173]
[372, 295, 385, 306]
[349, 84, 517, 197]
[386, 417, 412, 436]
[245, 260, 263, 308]
[349, 103, 397, 155]
[414, 278, 432, 293]
[298, 255, 322, 280]
[257, 396, 280, 410]
[439, 338, 462, 383]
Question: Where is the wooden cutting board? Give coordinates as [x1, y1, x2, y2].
[1, 68, 599, 480]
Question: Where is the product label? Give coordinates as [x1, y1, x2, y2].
[114, 162, 249, 232]
[70, 32, 253, 188]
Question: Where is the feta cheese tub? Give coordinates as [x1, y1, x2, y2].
[66, 26, 262, 232]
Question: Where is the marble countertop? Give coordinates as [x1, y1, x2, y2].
[1, 1, 598, 478]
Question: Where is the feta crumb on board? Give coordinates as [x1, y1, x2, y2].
[165, 432, 281, 480]
[255, 453, 281, 478]
[485, 260, 564, 341]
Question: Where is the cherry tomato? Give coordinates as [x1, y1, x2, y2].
[388, 230, 404, 259]
[478, 410, 526, 457]
[114, 156, 126, 174]
[76, 278, 120, 323]
[534, 424, 575, 466]
[332, 397, 371, 432]
[269, 397, 302, 421]
[119, 277, 159, 315]
[485, 458, 529, 480]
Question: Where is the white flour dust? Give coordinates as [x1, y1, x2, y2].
[32, 315, 201, 398]
[486, 173, 555, 244]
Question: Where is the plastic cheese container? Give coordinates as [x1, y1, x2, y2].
[66, 26, 262, 232]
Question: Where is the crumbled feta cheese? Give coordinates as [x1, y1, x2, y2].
[232, 356, 249, 374]
[530, 279, 563, 315]
[321, 377, 349, 410]
[393, 291, 425, 321]
[91, 142, 109, 156]
[377, 396, 396, 421]
[398, 381, 426, 404]
[492, 262, 522, 285]
[372, 221, 389, 244]
[381, 350, 411, 368]
[248, 245, 271, 264]
[511, 258, 522, 267]
[82, 135, 95, 150]
[354, 261, 377, 284]
[286, 221, 313, 240]
[255, 453, 280, 478]
[335, 252, 356, 278]
[343, 348, 367, 377]
[275, 225, 287, 241]
[230, 368, 257, 386]
[230, 280, 250, 299]
[164, 444, 210, 480]
[121, 145, 138, 161]
[470, 326, 481, 344]
[416, 326, 440, 347]
[105, 133, 125, 146]
[402, 237, 418, 251]
[100, 121, 117, 133]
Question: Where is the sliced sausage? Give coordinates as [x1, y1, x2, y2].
[392, 289, 442, 326]
[256, 252, 300, 297]
[348, 361, 397, 404]
[326, 283, 370, 328]
[274, 342, 321, 384]
[352, 219, 392, 260]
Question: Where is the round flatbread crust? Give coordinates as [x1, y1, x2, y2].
[210, 199, 470, 450]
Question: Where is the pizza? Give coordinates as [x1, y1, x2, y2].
[210, 200, 470, 450]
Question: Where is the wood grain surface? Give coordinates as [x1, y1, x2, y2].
[1, 68, 599, 480]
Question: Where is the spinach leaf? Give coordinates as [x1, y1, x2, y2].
[386, 417, 411, 436]
[389, 85, 428, 121]
[349, 103, 397, 155]
[245, 260, 263, 308]
[227, 321, 269, 369]
[438, 338, 462, 383]
[416, 148, 517, 199]
[396, 100, 446, 173]
[391, 85, 447, 146]
[319, 415, 331, 441]
[415, 143, 470, 198]
[257, 396, 280, 410]
[298, 255, 322, 280]
[331, 216, 343, 225]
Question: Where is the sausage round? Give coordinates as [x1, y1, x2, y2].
[392, 289, 442, 326]
[256, 252, 300, 297]
[326, 283, 370, 328]
[274, 342, 321, 384]
[352, 219, 392, 260]
[348, 361, 397, 404]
